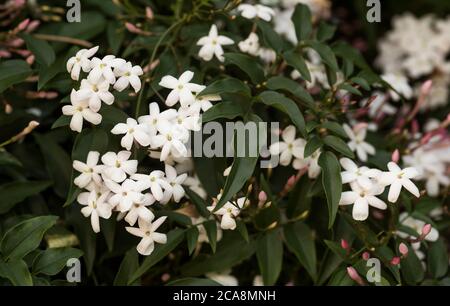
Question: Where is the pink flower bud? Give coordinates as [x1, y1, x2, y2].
[390, 256, 401, 265]
[145, 7, 154, 20]
[45, 91, 58, 99]
[26, 20, 40, 33]
[17, 19, 30, 31]
[26, 55, 35, 65]
[420, 80, 433, 96]
[0, 50, 12, 58]
[421, 224, 432, 238]
[391, 149, 400, 163]
[340, 239, 349, 250]
[286, 175, 296, 189]
[258, 191, 267, 203]
[125, 22, 140, 34]
[346, 267, 365, 285]
[362, 252, 370, 261]
[399, 243, 408, 257]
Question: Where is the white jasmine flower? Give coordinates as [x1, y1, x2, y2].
[379, 162, 420, 203]
[113, 61, 143, 92]
[339, 183, 387, 221]
[111, 118, 151, 150]
[173, 107, 201, 132]
[137, 102, 177, 137]
[88, 55, 126, 84]
[105, 179, 145, 212]
[196, 25, 234, 62]
[66, 46, 98, 81]
[163, 164, 187, 203]
[101, 151, 138, 183]
[131, 170, 171, 201]
[258, 47, 277, 64]
[381, 73, 413, 101]
[77, 190, 112, 233]
[152, 123, 189, 161]
[340, 158, 381, 190]
[206, 271, 238, 286]
[208, 197, 248, 230]
[269, 125, 306, 166]
[360, 91, 396, 118]
[343, 124, 375, 162]
[293, 149, 322, 178]
[124, 193, 155, 226]
[126, 216, 168, 256]
[237, 4, 275, 21]
[72, 151, 104, 188]
[238, 33, 260, 56]
[78, 78, 114, 112]
[62, 90, 102, 133]
[189, 90, 221, 114]
[159, 71, 204, 107]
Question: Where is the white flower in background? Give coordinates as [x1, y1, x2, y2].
[238, 33, 260, 56]
[274, 8, 297, 44]
[189, 91, 221, 114]
[339, 183, 387, 221]
[291, 61, 329, 89]
[293, 149, 322, 178]
[124, 193, 155, 226]
[105, 179, 144, 212]
[78, 78, 114, 112]
[152, 123, 188, 161]
[163, 164, 187, 203]
[66, 46, 98, 81]
[62, 90, 102, 133]
[173, 107, 201, 132]
[138, 102, 177, 137]
[237, 4, 275, 22]
[192, 216, 223, 244]
[132, 170, 171, 201]
[196, 25, 234, 62]
[126, 216, 167, 256]
[113, 61, 143, 92]
[101, 151, 138, 183]
[159, 71, 204, 107]
[379, 162, 420, 203]
[206, 271, 238, 286]
[269, 125, 306, 166]
[340, 158, 381, 190]
[253, 275, 264, 286]
[343, 123, 375, 162]
[208, 197, 248, 230]
[72, 151, 104, 188]
[360, 91, 396, 118]
[381, 73, 413, 101]
[397, 212, 439, 242]
[184, 175, 207, 200]
[77, 190, 112, 233]
[88, 55, 126, 84]
[111, 118, 151, 150]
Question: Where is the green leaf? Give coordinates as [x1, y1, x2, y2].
[318, 152, 342, 228]
[114, 249, 140, 286]
[283, 50, 311, 82]
[427, 238, 449, 278]
[323, 135, 355, 158]
[51, 115, 71, 129]
[38, 56, 66, 90]
[58, 11, 106, 42]
[292, 3, 312, 41]
[256, 229, 283, 285]
[266, 76, 315, 108]
[129, 228, 185, 284]
[256, 20, 284, 53]
[21, 34, 55, 66]
[236, 220, 249, 242]
[350, 77, 370, 91]
[323, 240, 347, 259]
[304, 137, 323, 158]
[258, 91, 306, 137]
[186, 227, 199, 255]
[185, 188, 210, 218]
[167, 278, 222, 286]
[224, 53, 265, 84]
[0, 60, 32, 93]
[0, 150, 22, 167]
[400, 243, 425, 285]
[286, 175, 312, 218]
[0, 180, 52, 214]
[284, 222, 317, 281]
[1, 215, 58, 260]
[338, 83, 362, 96]
[0, 259, 32, 286]
[32, 247, 83, 276]
[320, 121, 348, 139]
[203, 220, 218, 253]
[107, 20, 125, 55]
[201, 101, 244, 123]
[306, 41, 339, 71]
[198, 77, 251, 97]
[99, 105, 129, 126]
[332, 41, 371, 71]
[316, 22, 336, 41]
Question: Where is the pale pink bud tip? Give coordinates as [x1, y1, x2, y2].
[340, 239, 349, 250]
[421, 224, 432, 237]
[17, 19, 30, 31]
[362, 252, 370, 261]
[391, 149, 400, 163]
[258, 191, 267, 202]
[399, 243, 408, 257]
[390, 256, 401, 265]
[286, 175, 296, 188]
[145, 7, 154, 20]
[420, 80, 433, 95]
[125, 22, 139, 33]
[346, 266, 365, 286]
